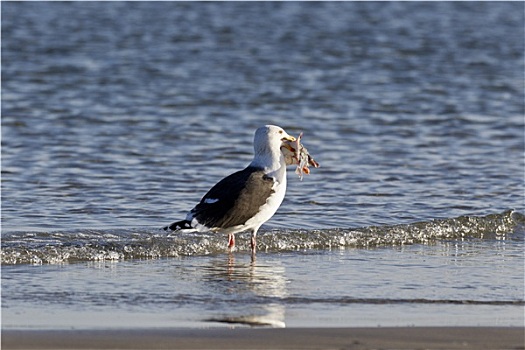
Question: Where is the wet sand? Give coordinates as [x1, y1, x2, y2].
[3, 327, 524, 350]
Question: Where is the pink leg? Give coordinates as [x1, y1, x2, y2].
[250, 231, 257, 253]
[228, 233, 235, 250]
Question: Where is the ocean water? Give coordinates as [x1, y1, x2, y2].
[2, 2, 524, 329]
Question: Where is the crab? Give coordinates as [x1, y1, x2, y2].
[281, 132, 320, 180]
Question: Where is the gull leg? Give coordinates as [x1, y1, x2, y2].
[228, 233, 235, 251]
[250, 229, 258, 254]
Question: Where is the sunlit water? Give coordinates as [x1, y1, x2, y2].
[2, 2, 524, 329]
[3, 239, 524, 329]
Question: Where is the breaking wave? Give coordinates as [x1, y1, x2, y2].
[1, 210, 523, 265]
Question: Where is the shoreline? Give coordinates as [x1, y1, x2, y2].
[3, 327, 524, 350]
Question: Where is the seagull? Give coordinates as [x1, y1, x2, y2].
[164, 125, 297, 254]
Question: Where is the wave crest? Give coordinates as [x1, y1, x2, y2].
[1, 210, 523, 265]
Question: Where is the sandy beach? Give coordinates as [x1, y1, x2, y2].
[2, 327, 524, 350]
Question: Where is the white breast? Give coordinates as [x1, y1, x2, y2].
[244, 160, 287, 230]
[244, 177, 286, 230]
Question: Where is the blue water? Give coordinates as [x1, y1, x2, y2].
[1, 2, 524, 329]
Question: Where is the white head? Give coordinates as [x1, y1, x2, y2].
[251, 125, 296, 169]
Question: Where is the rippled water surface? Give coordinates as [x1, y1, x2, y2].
[2, 2, 524, 329]
[3, 238, 524, 329]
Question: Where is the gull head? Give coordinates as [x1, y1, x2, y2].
[253, 125, 296, 155]
[251, 125, 296, 169]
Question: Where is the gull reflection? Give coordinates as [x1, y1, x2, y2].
[202, 253, 287, 328]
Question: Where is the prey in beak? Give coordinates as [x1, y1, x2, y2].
[281, 132, 320, 180]
[281, 134, 296, 143]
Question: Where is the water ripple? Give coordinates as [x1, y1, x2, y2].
[2, 210, 522, 265]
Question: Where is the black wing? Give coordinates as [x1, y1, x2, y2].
[190, 166, 275, 229]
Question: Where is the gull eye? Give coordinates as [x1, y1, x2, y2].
[279, 130, 283, 134]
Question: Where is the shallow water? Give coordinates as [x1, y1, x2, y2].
[1, 2, 524, 329]
[2, 239, 524, 329]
